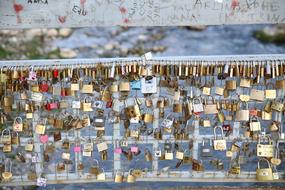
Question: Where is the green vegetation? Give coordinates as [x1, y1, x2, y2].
[0, 46, 14, 59]
[254, 31, 285, 45]
[0, 37, 62, 60]
[24, 38, 62, 59]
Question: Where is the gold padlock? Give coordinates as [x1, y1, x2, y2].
[127, 170, 136, 183]
[225, 80, 236, 90]
[256, 158, 273, 181]
[173, 102, 183, 113]
[276, 79, 285, 89]
[114, 170, 124, 183]
[265, 83, 276, 99]
[119, 81, 130, 92]
[35, 124, 46, 135]
[143, 113, 153, 123]
[109, 83, 118, 92]
[240, 78, 251, 88]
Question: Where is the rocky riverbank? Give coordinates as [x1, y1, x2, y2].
[254, 24, 285, 44]
[1, 25, 284, 61]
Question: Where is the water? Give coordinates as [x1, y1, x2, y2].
[53, 25, 285, 58]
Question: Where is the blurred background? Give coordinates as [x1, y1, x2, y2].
[0, 24, 284, 60]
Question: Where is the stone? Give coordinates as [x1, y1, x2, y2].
[47, 29, 58, 37]
[138, 34, 148, 42]
[104, 43, 115, 51]
[59, 28, 73, 37]
[60, 48, 77, 58]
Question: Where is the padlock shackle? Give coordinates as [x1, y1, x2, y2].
[258, 135, 272, 145]
[213, 126, 224, 140]
[4, 158, 12, 172]
[1, 128, 11, 136]
[257, 158, 271, 169]
[14, 116, 22, 124]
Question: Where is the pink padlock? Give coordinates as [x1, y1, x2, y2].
[115, 147, 122, 154]
[131, 145, 139, 153]
[28, 70, 37, 81]
[50, 102, 58, 110]
[114, 139, 122, 154]
[40, 135, 49, 144]
[74, 146, 81, 153]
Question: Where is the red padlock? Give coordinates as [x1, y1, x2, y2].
[106, 100, 113, 108]
[61, 88, 67, 97]
[249, 109, 258, 116]
[222, 124, 231, 132]
[40, 80, 49, 92]
[53, 69, 59, 78]
[50, 100, 59, 110]
[45, 101, 51, 111]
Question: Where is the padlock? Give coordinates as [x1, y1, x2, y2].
[62, 139, 70, 149]
[269, 121, 279, 132]
[257, 135, 274, 158]
[249, 116, 261, 132]
[213, 125, 227, 151]
[271, 100, 284, 112]
[236, 102, 249, 121]
[164, 139, 172, 152]
[81, 83, 93, 94]
[119, 81, 130, 92]
[145, 148, 153, 161]
[114, 139, 122, 154]
[3, 143, 12, 153]
[250, 88, 265, 102]
[275, 79, 285, 89]
[143, 112, 153, 123]
[1, 128, 11, 144]
[256, 158, 273, 181]
[110, 83, 118, 92]
[101, 150, 108, 161]
[204, 96, 218, 114]
[25, 140, 34, 152]
[271, 143, 281, 166]
[265, 83, 276, 99]
[145, 97, 153, 107]
[13, 117, 23, 132]
[175, 147, 184, 160]
[89, 159, 100, 175]
[81, 96, 93, 112]
[200, 118, 211, 127]
[39, 80, 49, 92]
[215, 86, 224, 96]
[127, 169, 136, 183]
[240, 78, 251, 88]
[201, 139, 212, 157]
[35, 124, 46, 135]
[173, 102, 183, 113]
[225, 80, 236, 90]
[193, 97, 204, 113]
[2, 159, 12, 182]
[229, 158, 240, 175]
[154, 128, 163, 140]
[217, 111, 225, 123]
[192, 159, 204, 171]
[11, 131, 20, 145]
[141, 76, 157, 94]
[114, 170, 124, 183]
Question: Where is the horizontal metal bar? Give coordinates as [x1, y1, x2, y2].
[0, 54, 285, 68]
[1, 171, 285, 186]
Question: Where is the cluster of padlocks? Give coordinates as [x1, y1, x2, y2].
[0, 59, 285, 186]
